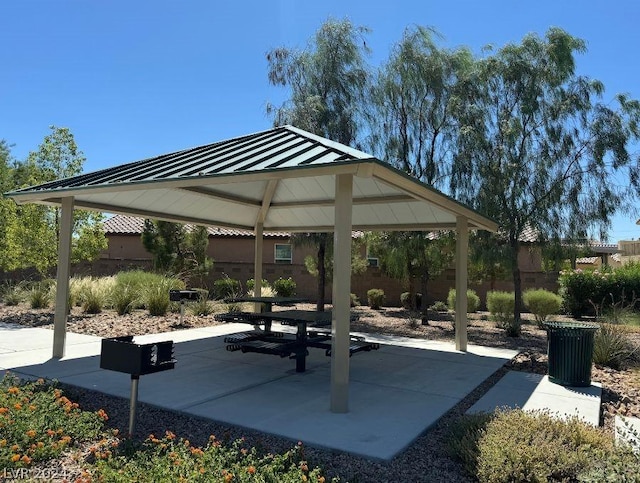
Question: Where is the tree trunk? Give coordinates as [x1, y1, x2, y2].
[420, 271, 429, 325]
[510, 241, 522, 326]
[317, 240, 326, 312]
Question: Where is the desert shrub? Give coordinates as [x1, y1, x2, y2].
[430, 300, 448, 312]
[523, 289, 562, 327]
[189, 291, 214, 316]
[400, 292, 422, 309]
[245, 278, 270, 293]
[110, 283, 138, 315]
[447, 412, 493, 476]
[367, 289, 385, 309]
[273, 277, 297, 297]
[141, 276, 184, 316]
[213, 276, 241, 299]
[487, 291, 519, 336]
[28, 282, 52, 309]
[77, 277, 115, 314]
[592, 323, 638, 370]
[350, 293, 360, 307]
[3, 284, 24, 306]
[447, 289, 480, 313]
[115, 271, 168, 309]
[470, 409, 639, 483]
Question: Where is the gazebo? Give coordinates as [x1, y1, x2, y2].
[5, 125, 497, 413]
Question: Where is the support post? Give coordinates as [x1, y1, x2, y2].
[53, 197, 74, 358]
[330, 174, 353, 413]
[128, 375, 140, 436]
[455, 216, 469, 352]
[253, 222, 264, 312]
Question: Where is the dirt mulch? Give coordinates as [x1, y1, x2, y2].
[1, 302, 639, 482]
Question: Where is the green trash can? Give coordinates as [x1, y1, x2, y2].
[543, 321, 599, 387]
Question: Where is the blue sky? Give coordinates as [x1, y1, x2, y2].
[2, 0, 640, 241]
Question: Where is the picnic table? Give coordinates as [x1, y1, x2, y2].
[217, 308, 379, 373]
[225, 295, 308, 313]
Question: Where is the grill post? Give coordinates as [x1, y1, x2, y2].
[128, 375, 140, 436]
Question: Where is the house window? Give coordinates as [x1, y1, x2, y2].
[274, 244, 292, 264]
[366, 248, 379, 268]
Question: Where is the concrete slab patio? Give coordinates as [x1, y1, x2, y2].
[1, 323, 519, 460]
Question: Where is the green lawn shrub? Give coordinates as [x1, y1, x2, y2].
[449, 409, 640, 483]
[367, 289, 385, 309]
[486, 291, 519, 336]
[523, 288, 562, 327]
[350, 293, 360, 307]
[213, 276, 242, 300]
[115, 271, 169, 309]
[447, 289, 480, 313]
[592, 323, 638, 370]
[273, 277, 297, 297]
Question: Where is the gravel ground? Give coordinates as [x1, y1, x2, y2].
[2, 303, 639, 482]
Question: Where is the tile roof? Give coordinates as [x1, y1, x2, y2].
[103, 215, 287, 237]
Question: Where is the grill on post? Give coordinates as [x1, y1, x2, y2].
[169, 289, 200, 326]
[100, 336, 176, 435]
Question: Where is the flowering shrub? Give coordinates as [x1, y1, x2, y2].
[0, 373, 106, 469]
[92, 433, 337, 482]
[559, 263, 640, 318]
[273, 277, 297, 297]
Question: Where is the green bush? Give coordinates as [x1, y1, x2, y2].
[400, 292, 422, 309]
[592, 323, 638, 370]
[559, 263, 640, 318]
[245, 278, 270, 293]
[213, 276, 241, 299]
[447, 288, 480, 313]
[367, 289, 385, 309]
[350, 293, 360, 307]
[430, 301, 449, 312]
[523, 289, 562, 327]
[449, 409, 640, 483]
[486, 291, 519, 336]
[273, 277, 297, 297]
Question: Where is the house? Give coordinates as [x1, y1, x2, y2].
[92, 215, 558, 307]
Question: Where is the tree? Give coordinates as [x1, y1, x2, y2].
[1, 127, 107, 273]
[141, 220, 213, 285]
[367, 231, 454, 322]
[369, 26, 473, 187]
[293, 233, 367, 311]
[267, 18, 371, 307]
[450, 29, 640, 326]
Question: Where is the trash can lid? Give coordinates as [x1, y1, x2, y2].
[542, 321, 599, 330]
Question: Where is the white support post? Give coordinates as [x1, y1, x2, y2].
[53, 197, 74, 358]
[330, 173, 353, 413]
[253, 222, 264, 312]
[455, 216, 469, 352]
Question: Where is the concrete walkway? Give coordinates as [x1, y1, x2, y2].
[0, 322, 519, 460]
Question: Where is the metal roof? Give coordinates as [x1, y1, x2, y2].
[5, 125, 498, 233]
